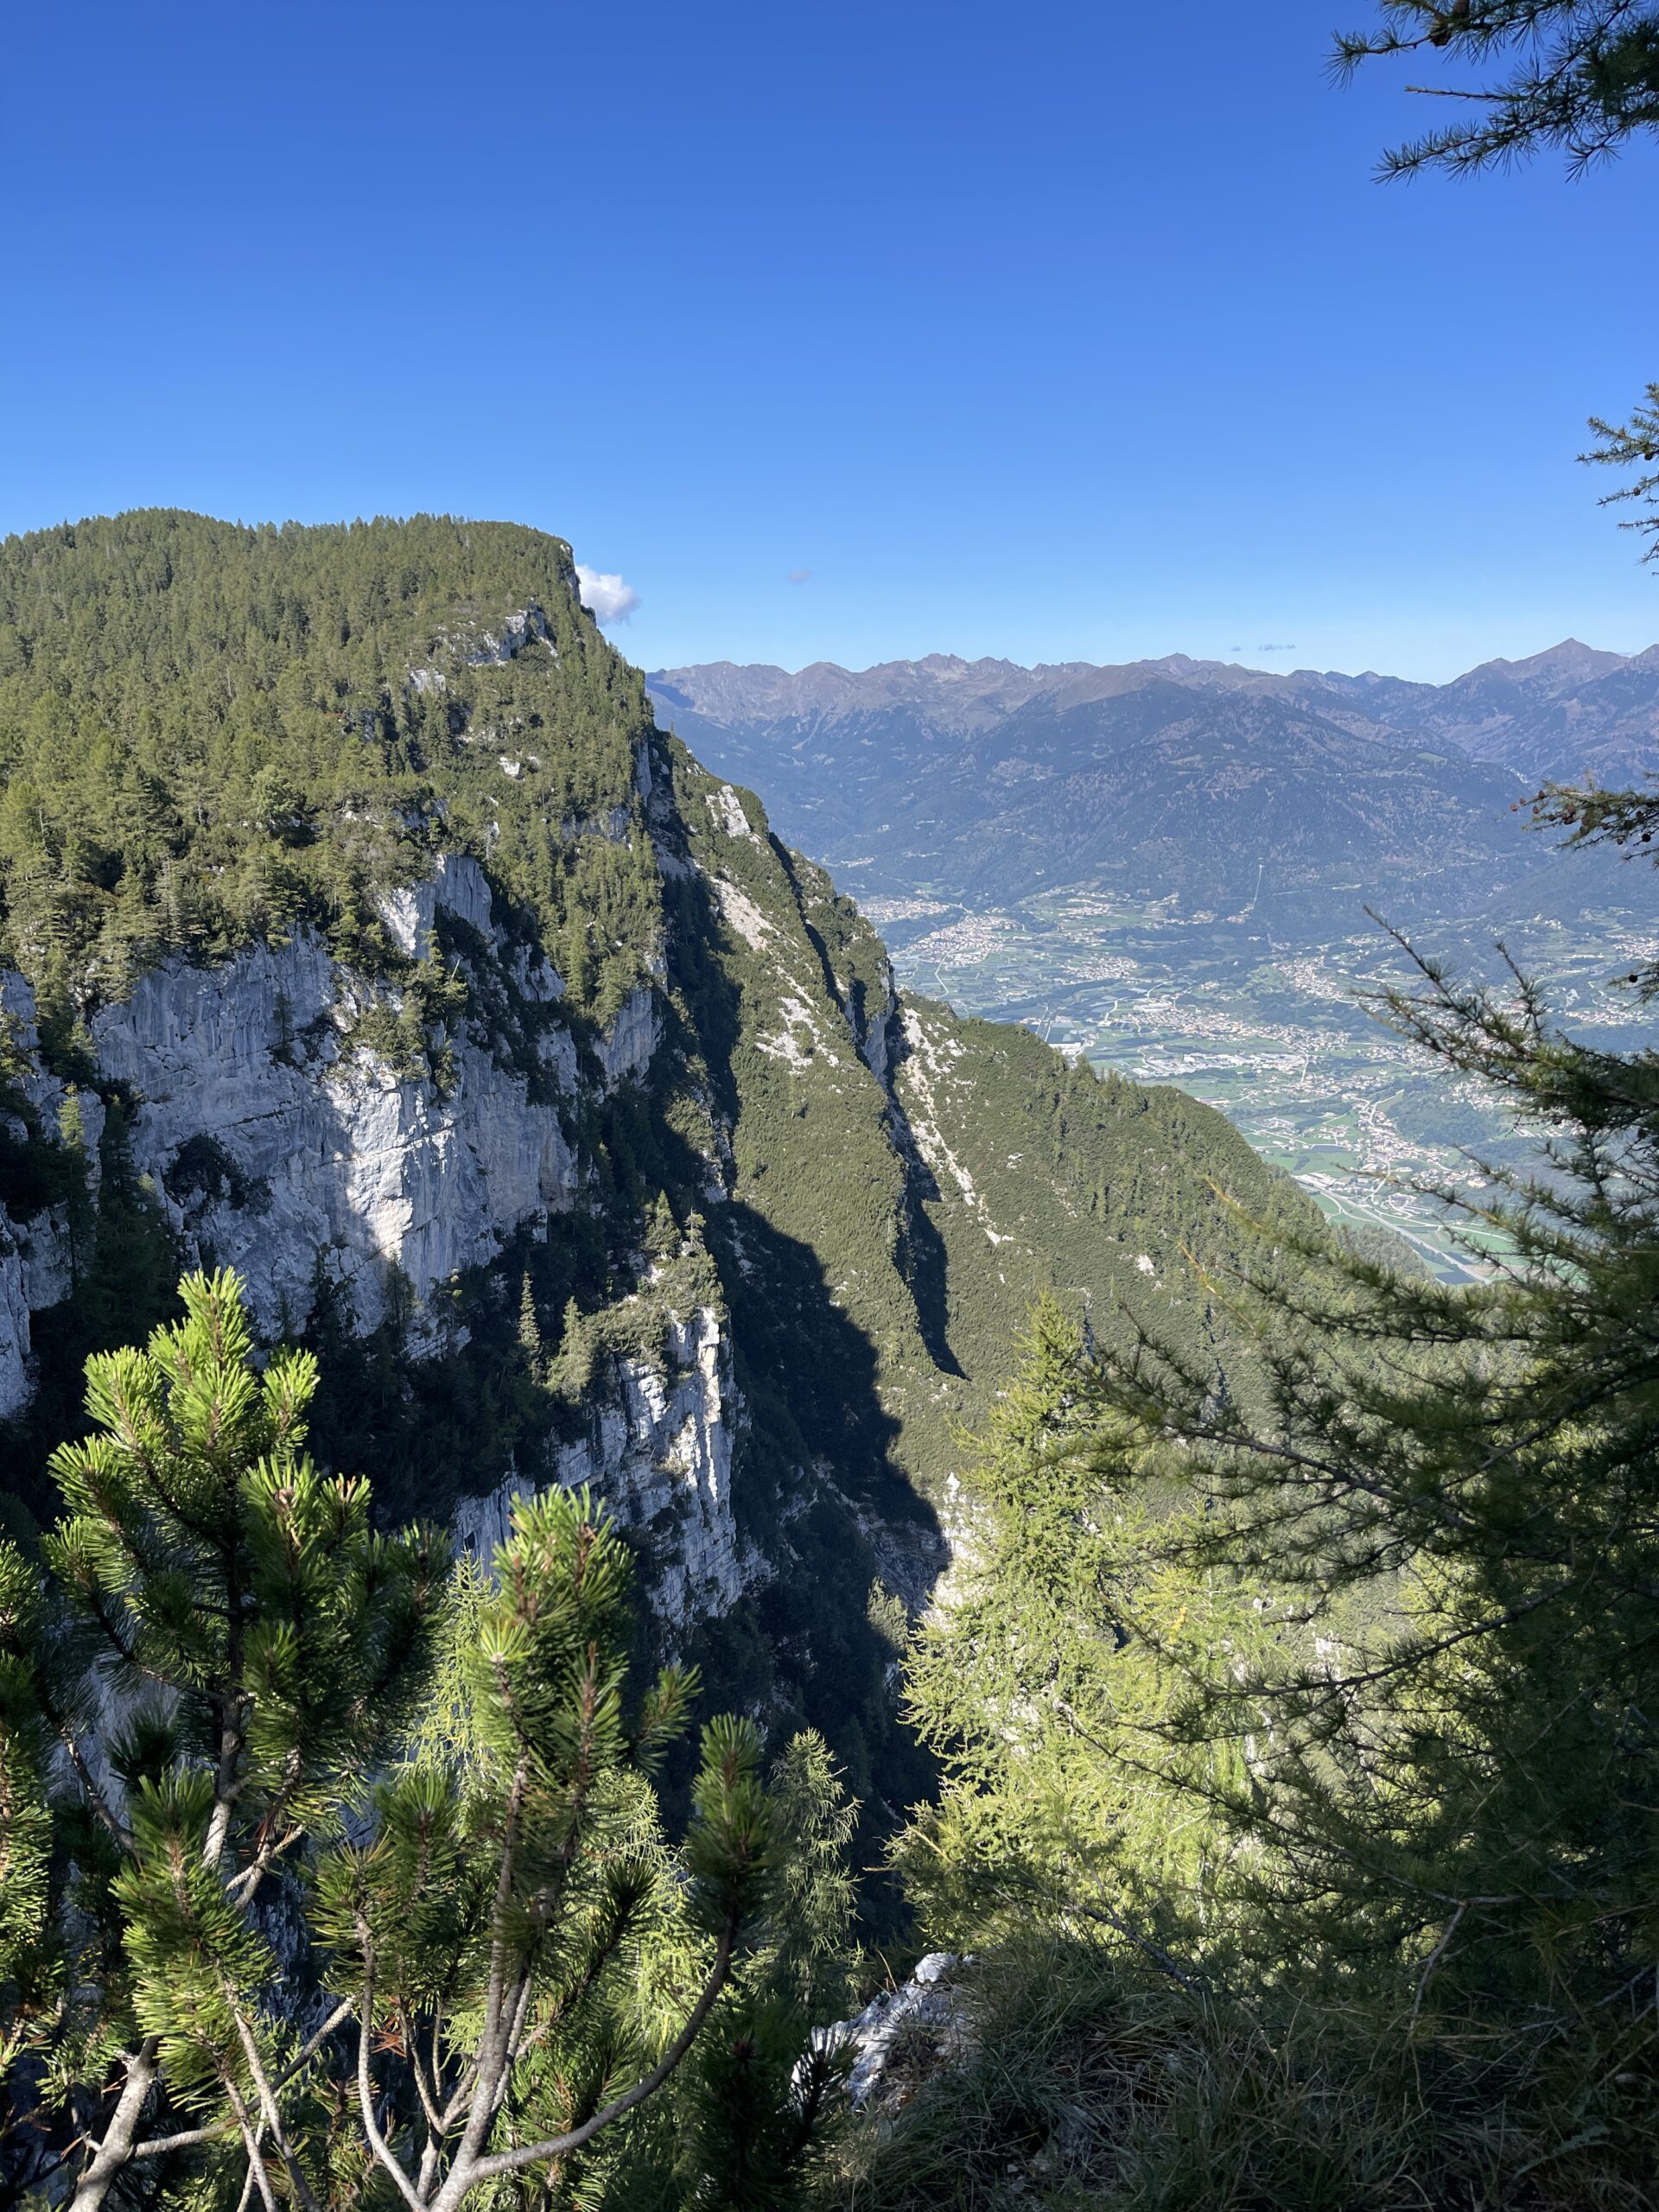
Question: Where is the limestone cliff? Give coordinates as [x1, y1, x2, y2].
[0, 839, 756, 1624]
[0, 513, 1333, 1837]
[454, 1300, 754, 1635]
[85, 860, 580, 1344]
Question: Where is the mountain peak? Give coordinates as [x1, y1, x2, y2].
[1456, 639, 1632, 688]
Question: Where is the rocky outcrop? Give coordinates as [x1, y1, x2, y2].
[88, 914, 582, 1344]
[0, 854, 671, 1402]
[407, 606, 556, 693]
[849, 955, 899, 1090]
[595, 985, 660, 1090]
[823, 1953, 973, 2110]
[376, 852, 499, 957]
[0, 976, 103, 1418]
[453, 1301, 760, 1628]
[0, 1250, 35, 1421]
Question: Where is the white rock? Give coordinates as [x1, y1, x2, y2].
[87, 914, 579, 1342]
[456, 1303, 760, 1627]
[707, 785, 755, 841]
[821, 1953, 969, 2109]
[465, 606, 550, 667]
[377, 854, 496, 958]
[710, 877, 777, 952]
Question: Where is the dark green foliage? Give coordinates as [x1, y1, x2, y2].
[0, 1014, 86, 1224]
[0, 1274, 855, 2209]
[0, 1268, 446, 2208]
[0, 510, 659, 1028]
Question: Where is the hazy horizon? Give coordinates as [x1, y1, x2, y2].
[7, 0, 1658, 688]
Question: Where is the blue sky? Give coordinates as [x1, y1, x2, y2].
[4, 0, 1656, 680]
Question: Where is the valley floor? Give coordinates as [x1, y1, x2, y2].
[869, 887, 1659, 1281]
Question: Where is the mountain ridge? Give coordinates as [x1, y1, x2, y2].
[652, 635, 1659, 767]
[648, 639, 1659, 929]
[0, 510, 1329, 1865]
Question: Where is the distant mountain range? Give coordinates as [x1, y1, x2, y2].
[648, 642, 1659, 931]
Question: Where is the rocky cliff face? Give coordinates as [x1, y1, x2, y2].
[0, 842, 760, 1612]
[84, 858, 582, 1344]
[454, 1299, 754, 1633]
[0, 979, 97, 1420]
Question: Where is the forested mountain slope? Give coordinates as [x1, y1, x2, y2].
[0, 512, 1324, 1837]
[650, 644, 1659, 931]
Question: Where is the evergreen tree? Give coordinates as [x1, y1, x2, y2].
[309, 1492, 786, 2211]
[517, 1266, 544, 1377]
[0, 1269, 444, 2209]
[1335, 2, 1659, 176]
[898, 899, 1659, 2192]
[0, 1273, 849, 2210]
[868, 22, 1659, 2198]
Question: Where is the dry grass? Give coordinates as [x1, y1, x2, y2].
[821, 1941, 1659, 2212]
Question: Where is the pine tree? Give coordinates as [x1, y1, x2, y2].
[10, 1270, 445, 2209]
[596, 1730, 860, 2210]
[309, 1492, 815, 2209]
[517, 1266, 544, 1376]
[0, 1273, 849, 2210]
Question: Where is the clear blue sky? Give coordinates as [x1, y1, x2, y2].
[4, 0, 1656, 680]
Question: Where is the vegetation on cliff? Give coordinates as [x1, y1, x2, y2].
[0, 511, 662, 1052]
[0, 1272, 855, 2209]
[0, 505, 1335, 1921]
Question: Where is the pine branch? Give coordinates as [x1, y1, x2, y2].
[461, 1926, 737, 2191]
[129, 1999, 355, 2160]
[40, 1690, 132, 1854]
[68, 2043, 160, 2212]
[227, 1987, 323, 2212]
[353, 1938, 425, 2212]
[1061, 1894, 1205, 1989]
[222, 2074, 278, 2212]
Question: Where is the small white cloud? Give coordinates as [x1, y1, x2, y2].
[576, 564, 639, 625]
[787, 567, 812, 585]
